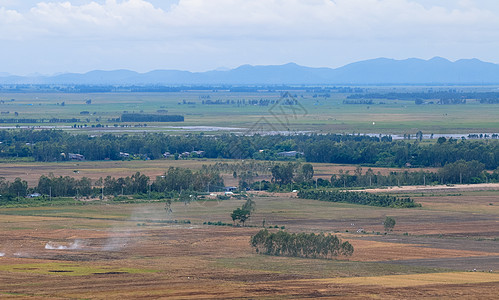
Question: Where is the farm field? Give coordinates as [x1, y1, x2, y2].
[0, 159, 439, 187]
[1, 90, 499, 134]
[0, 192, 498, 299]
[1, 87, 499, 298]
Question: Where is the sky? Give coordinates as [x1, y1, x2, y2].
[1, 0, 499, 75]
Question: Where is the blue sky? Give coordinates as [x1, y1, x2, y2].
[1, 0, 499, 75]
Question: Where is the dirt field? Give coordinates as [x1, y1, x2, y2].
[0, 192, 498, 299]
[364, 183, 499, 193]
[0, 159, 435, 187]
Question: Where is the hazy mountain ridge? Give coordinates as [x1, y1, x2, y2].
[2, 57, 499, 85]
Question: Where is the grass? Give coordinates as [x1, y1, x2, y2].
[313, 272, 499, 287]
[0, 191, 497, 298]
[0, 262, 157, 276]
[2, 91, 499, 134]
[0, 207, 130, 219]
[214, 255, 447, 278]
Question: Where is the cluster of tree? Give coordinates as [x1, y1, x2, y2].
[297, 190, 420, 208]
[343, 99, 374, 104]
[467, 134, 499, 139]
[270, 163, 314, 185]
[348, 91, 499, 103]
[206, 161, 276, 175]
[0, 177, 29, 201]
[0, 130, 384, 162]
[329, 168, 439, 188]
[328, 162, 492, 187]
[304, 138, 499, 169]
[120, 113, 184, 122]
[480, 98, 499, 104]
[251, 161, 499, 192]
[101, 172, 151, 195]
[0, 118, 80, 123]
[0, 168, 224, 203]
[150, 166, 224, 193]
[230, 162, 313, 191]
[3, 130, 499, 170]
[37, 175, 93, 197]
[202, 99, 283, 106]
[439, 160, 487, 184]
[250, 229, 354, 259]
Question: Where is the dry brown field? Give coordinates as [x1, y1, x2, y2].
[0, 159, 436, 188]
[1, 191, 498, 299]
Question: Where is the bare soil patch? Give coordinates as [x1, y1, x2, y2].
[0, 193, 498, 298]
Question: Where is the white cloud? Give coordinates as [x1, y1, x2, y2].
[1, 0, 499, 73]
[0, 6, 22, 22]
[1, 0, 497, 40]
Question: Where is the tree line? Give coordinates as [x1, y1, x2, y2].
[2, 129, 499, 169]
[250, 229, 354, 259]
[0, 167, 224, 203]
[297, 190, 420, 208]
[347, 91, 499, 103]
[246, 160, 496, 192]
[120, 113, 184, 122]
[328, 160, 493, 187]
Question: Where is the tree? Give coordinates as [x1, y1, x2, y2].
[231, 198, 255, 226]
[231, 208, 251, 226]
[439, 160, 485, 184]
[271, 163, 294, 185]
[301, 163, 314, 182]
[416, 130, 423, 141]
[9, 178, 28, 197]
[384, 216, 396, 232]
[241, 198, 256, 213]
[250, 229, 353, 259]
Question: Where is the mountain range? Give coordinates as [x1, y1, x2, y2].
[2, 57, 499, 85]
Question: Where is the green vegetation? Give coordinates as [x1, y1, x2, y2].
[0, 262, 156, 276]
[2, 130, 499, 174]
[231, 198, 256, 226]
[250, 229, 354, 259]
[384, 216, 396, 231]
[297, 190, 420, 208]
[0, 166, 224, 204]
[2, 87, 499, 135]
[215, 256, 447, 278]
[120, 113, 184, 122]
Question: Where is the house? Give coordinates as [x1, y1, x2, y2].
[119, 152, 130, 158]
[178, 151, 191, 159]
[224, 186, 238, 192]
[277, 151, 304, 157]
[191, 150, 205, 157]
[68, 153, 85, 161]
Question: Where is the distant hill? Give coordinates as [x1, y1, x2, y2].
[2, 57, 499, 85]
